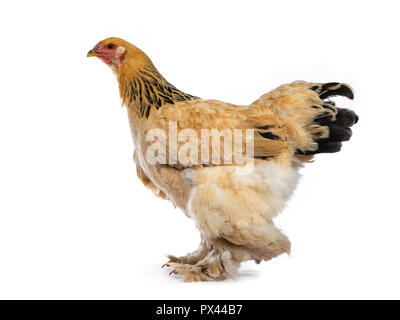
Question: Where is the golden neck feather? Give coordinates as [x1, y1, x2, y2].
[118, 61, 198, 118]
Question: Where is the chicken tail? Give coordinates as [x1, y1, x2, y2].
[297, 82, 358, 155]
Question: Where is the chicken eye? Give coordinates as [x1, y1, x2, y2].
[107, 44, 115, 50]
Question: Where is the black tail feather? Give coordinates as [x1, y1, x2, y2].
[335, 108, 359, 127]
[308, 108, 358, 155]
[297, 82, 358, 156]
[310, 82, 354, 100]
[326, 125, 352, 142]
[314, 142, 342, 154]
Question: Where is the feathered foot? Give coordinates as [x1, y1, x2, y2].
[163, 250, 239, 282]
[163, 242, 209, 266]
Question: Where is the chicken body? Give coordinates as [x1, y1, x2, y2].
[88, 38, 358, 281]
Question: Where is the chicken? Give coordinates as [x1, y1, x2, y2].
[87, 37, 358, 282]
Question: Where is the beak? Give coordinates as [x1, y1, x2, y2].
[87, 49, 98, 57]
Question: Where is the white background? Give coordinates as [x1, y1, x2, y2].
[0, 0, 399, 299]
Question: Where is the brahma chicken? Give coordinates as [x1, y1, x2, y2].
[87, 37, 358, 282]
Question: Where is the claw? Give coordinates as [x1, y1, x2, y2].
[162, 263, 170, 269]
[169, 270, 178, 275]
